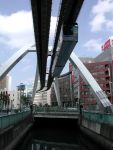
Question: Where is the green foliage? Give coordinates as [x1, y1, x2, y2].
[21, 95, 28, 105]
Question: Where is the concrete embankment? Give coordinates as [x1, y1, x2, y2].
[80, 117, 113, 150]
[0, 114, 33, 150]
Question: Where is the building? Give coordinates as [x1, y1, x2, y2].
[0, 74, 12, 91]
[69, 58, 94, 107]
[70, 61, 113, 109]
[25, 83, 33, 97]
[51, 72, 73, 107]
[74, 61, 112, 109]
[51, 84, 57, 106]
[33, 80, 51, 106]
[95, 37, 113, 82]
[33, 90, 51, 106]
[95, 37, 113, 103]
[70, 61, 112, 109]
[9, 90, 20, 109]
[69, 37, 113, 109]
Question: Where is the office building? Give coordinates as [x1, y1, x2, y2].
[69, 37, 113, 109]
[9, 90, 20, 109]
[51, 72, 73, 106]
[33, 80, 51, 106]
[0, 74, 12, 91]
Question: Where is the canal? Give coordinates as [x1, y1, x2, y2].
[17, 118, 104, 150]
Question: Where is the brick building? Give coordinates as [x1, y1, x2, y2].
[69, 37, 113, 109]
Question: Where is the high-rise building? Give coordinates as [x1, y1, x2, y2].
[0, 74, 12, 91]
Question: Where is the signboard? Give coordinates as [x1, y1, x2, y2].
[102, 38, 113, 51]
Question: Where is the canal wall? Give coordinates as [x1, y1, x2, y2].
[80, 117, 113, 150]
[0, 114, 33, 150]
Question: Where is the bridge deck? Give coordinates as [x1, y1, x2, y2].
[34, 112, 79, 119]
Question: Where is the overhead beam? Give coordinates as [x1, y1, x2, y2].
[31, 0, 52, 90]
[47, 0, 84, 90]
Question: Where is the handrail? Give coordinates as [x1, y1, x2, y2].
[33, 106, 79, 113]
[82, 110, 113, 125]
[0, 111, 31, 129]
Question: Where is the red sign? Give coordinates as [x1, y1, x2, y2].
[102, 39, 110, 51]
[102, 38, 113, 51]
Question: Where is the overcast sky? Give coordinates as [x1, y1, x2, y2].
[0, 0, 113, 89]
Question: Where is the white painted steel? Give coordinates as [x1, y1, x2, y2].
[32, 61, 39, 102]
[0, 45, 36, 79]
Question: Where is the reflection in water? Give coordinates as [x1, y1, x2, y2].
[22, 128, 90, 150]
[18, 127, 103, 150]
[31, 139, 80, 150]
[18, 118, 103, 150]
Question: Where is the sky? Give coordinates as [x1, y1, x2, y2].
[0, 0, 113, 89]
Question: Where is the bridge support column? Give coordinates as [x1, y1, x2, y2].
[54, 78, 62, 107]
[32, 61, 39, 102]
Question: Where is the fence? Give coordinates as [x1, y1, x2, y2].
[82, 110, 113, 125]
[0, 110, 31, 129]
[33, 106, 78, 113]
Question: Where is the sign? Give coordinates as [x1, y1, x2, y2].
[102, 38, 113, 51]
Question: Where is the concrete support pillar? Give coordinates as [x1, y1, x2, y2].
[53, 78, 62, 107]
[32, 61, 39, 102]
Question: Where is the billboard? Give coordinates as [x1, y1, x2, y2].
[102, 38, 113, 51]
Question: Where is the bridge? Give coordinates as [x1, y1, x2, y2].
[0, 0, 113, 150]
[33, 106, 79, 119]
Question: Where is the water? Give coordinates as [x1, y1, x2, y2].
[18, 118, 103, 150]
[19, 127, 103, 150]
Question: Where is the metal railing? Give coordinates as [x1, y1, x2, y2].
[0, 110, 31, 129]
[82, 110, 113, 125]
[33, 106, 113, 125]
[33, 106, 79, 113]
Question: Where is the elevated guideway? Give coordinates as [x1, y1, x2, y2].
[30, 0, 112, 113]
[47, 0, 84, 90]
[31, 0, 52, 90]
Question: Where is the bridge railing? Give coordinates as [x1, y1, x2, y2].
[33, 106, 79, 113]
[0, 110, 31, 129]
[82, 110, 113, 125]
